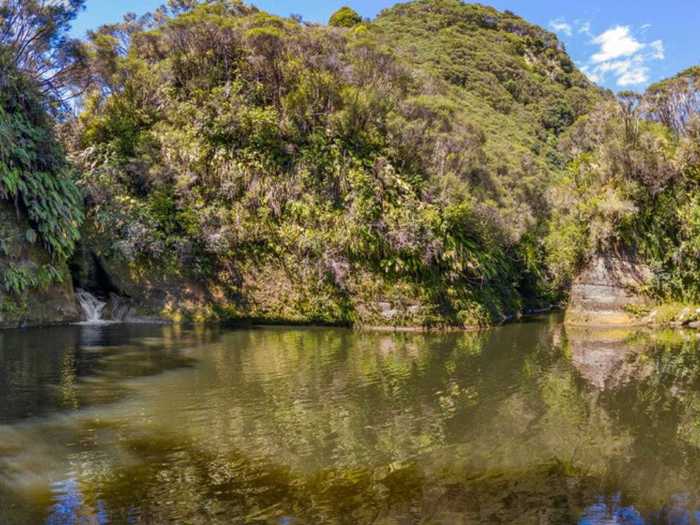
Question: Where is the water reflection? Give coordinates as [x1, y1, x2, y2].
[579, 494, 645, 525]
[567, 327, 651, 390]
[579, 493, 700, 525]
[46, 478, 108, 525]
[3, 319, 700, 522]
[0, 325, 200, 423]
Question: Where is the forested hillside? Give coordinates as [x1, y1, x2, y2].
[548, 68, 700, 300]
[61, 0, 603, 326]
[1, 0, 699, 328]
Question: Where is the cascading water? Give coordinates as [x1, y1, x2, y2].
[75, 288, 109, 324]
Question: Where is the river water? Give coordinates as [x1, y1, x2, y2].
[1, 317, 700, 524]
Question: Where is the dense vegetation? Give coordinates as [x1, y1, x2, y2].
[1, 0, 699, 327]
[0, 0, 85, 297]
[61, 0, 606, 325]
[548, 68, 700, 300]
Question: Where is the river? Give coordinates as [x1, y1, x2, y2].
[1, 317, 699, 524]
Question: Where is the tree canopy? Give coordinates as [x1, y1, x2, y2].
[329, 6, 363, 28]
[0, 0, 89, 103]
[1, 0, 699, 325]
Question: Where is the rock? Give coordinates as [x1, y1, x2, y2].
[678, 307, 692, 323]
[108, 293, 132, 321]
[0, 202, 80, 329]
[566, 254, 651, 327]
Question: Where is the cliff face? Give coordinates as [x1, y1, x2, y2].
[70, 226, 435, 327]
[566, 255, 651, 327]
[0, 202, 80, 329]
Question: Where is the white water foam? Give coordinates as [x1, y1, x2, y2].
[75, 289, 114, 325]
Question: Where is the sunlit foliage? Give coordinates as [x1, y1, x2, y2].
[66, 0, 604, 324]
[546, 69, 700, 301]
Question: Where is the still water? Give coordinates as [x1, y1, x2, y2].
[2, 317, 700, 524]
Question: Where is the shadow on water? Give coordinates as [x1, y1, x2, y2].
[4, 320, 700, 523]
[0, 324, 202, 424]
[34, 433, 604, 525]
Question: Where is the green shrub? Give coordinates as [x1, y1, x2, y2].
[0, 54, 83, 263]
[329, 7, 363, 28]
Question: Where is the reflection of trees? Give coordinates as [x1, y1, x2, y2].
[181, 328, 490, 470]
[565, 326, 700, 513]
[73, 432, 601, 524]
[0, 325, 201, 423]
[0, 327, 82, 422]
[56, 321, 630, 522]
[11, 321, 700, 522]
[0, 483, 50, 525]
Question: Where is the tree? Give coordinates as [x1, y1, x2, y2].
[329, 6, 362, 28]
[644, 67, 700, 136]
[0, 0, 88, 103]
[618, 90, 641, 144]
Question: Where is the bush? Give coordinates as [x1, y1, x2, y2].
[0, 53, 83, 263]
[329, 7, 363, 28]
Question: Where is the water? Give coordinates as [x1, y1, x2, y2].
[2, 318, 700, 524]
[75, 290, 109, 325]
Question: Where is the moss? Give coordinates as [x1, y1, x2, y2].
[649, 303, 700, 326]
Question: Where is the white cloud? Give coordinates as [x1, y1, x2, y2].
[581, 25, 665, 88]
[649, 40, 665, 60]
[591, 26, 643, 63]
[549, 18, 573, 37]
[577, 20, 592, 36]
[595, 57, 649, 86]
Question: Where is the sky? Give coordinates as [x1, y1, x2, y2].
[70, 0, 700, 92]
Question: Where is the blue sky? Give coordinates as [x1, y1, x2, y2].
[71, 1, 699, 91]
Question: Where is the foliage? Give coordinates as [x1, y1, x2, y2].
[645, 66, 700, 135]
[0, 52, 83, 263]
[329, 7, 362, 28]
[0, 0, 88, 103]
[546, 75, 700, 302]
[64, 0, 605, 325]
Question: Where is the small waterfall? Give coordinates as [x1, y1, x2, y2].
[75, 289, 108, 324]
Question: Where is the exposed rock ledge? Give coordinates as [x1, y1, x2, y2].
[566, 255, 651, 327]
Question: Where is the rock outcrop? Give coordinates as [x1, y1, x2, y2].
[566, 255, 651, 327]
[0, 202, 80, 329]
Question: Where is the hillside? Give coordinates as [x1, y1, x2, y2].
[0, 49, 82, 327]
[57, 0, 603, 327]
[373, 0, 600, 189]
[1, 0, 697, 329]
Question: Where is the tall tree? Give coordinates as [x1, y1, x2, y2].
[0, 0, 88, 102]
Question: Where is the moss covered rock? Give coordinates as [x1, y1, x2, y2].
[0, 202, 80, 328]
